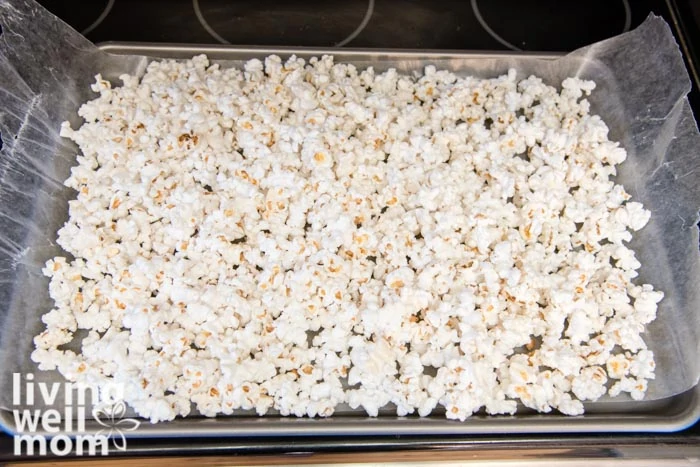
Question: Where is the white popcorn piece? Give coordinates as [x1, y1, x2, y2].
[609, 377, 649, 400]
[571, 366, 608, 401]
[606, 354, 632, 379]
[33, 55, 662, 423]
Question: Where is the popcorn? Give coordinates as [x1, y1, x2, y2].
[32, 55, 663, 423]
[606, 354, 632, 379]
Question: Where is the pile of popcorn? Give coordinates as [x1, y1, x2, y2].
[32, 54, 664, 423]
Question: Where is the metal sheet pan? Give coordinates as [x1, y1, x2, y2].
[1, 43, 697, 437]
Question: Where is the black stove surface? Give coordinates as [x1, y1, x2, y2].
[35, 0, 700, 107]
[38, 0, 658, 50]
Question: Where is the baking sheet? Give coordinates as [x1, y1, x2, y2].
[0, 0, 699, 433]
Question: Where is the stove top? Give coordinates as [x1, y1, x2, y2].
[38, 0, 659, 50]
[35, 0, 700, 111]
[35, 0, 700, 107]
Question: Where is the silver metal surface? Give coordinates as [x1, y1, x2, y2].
[97, 42, 563, 60]
[1, 432, 699, 462]
[3, 43, 696, 437]
[1, 385, 698, 436]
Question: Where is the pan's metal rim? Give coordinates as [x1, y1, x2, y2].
[7, 42, 694, 438]
[0, 384, 698, 437]
[96, 41, 566, 60]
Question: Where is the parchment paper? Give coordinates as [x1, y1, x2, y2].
[0, 0, 698, 415]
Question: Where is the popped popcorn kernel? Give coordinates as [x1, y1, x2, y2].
[33, 55, 662, 422]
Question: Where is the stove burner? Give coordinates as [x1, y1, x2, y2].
[81, 0, 115, 36]
[38, 0, 114, 37]
[192, 0, 228, 44]
[471, 0, 633, 51]
[192, 0, 372, 47]
[37, 0, 659, 51]
[335, 0, 374, 47]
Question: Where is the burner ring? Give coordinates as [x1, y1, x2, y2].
[336, 0, 375, 47]
[81, 0, 116, 36]
[193, 0, 229, 45]
[471, 0, 632, 51]
[193, 0, 374, 47]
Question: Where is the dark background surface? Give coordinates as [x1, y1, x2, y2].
[36, 0, 653, 49]
[33, 0, 700, 117]
[1, 0, 698, 460]
[29, 0, 685, 49]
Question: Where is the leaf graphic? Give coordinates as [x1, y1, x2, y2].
[110, 401, 127, 419]
[92, 401, 140, 452]
[92, 408, 114, 428]
[111, 431, 128, 451]
[115, 417, 140, 432]
[95, 427, 113, 439]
